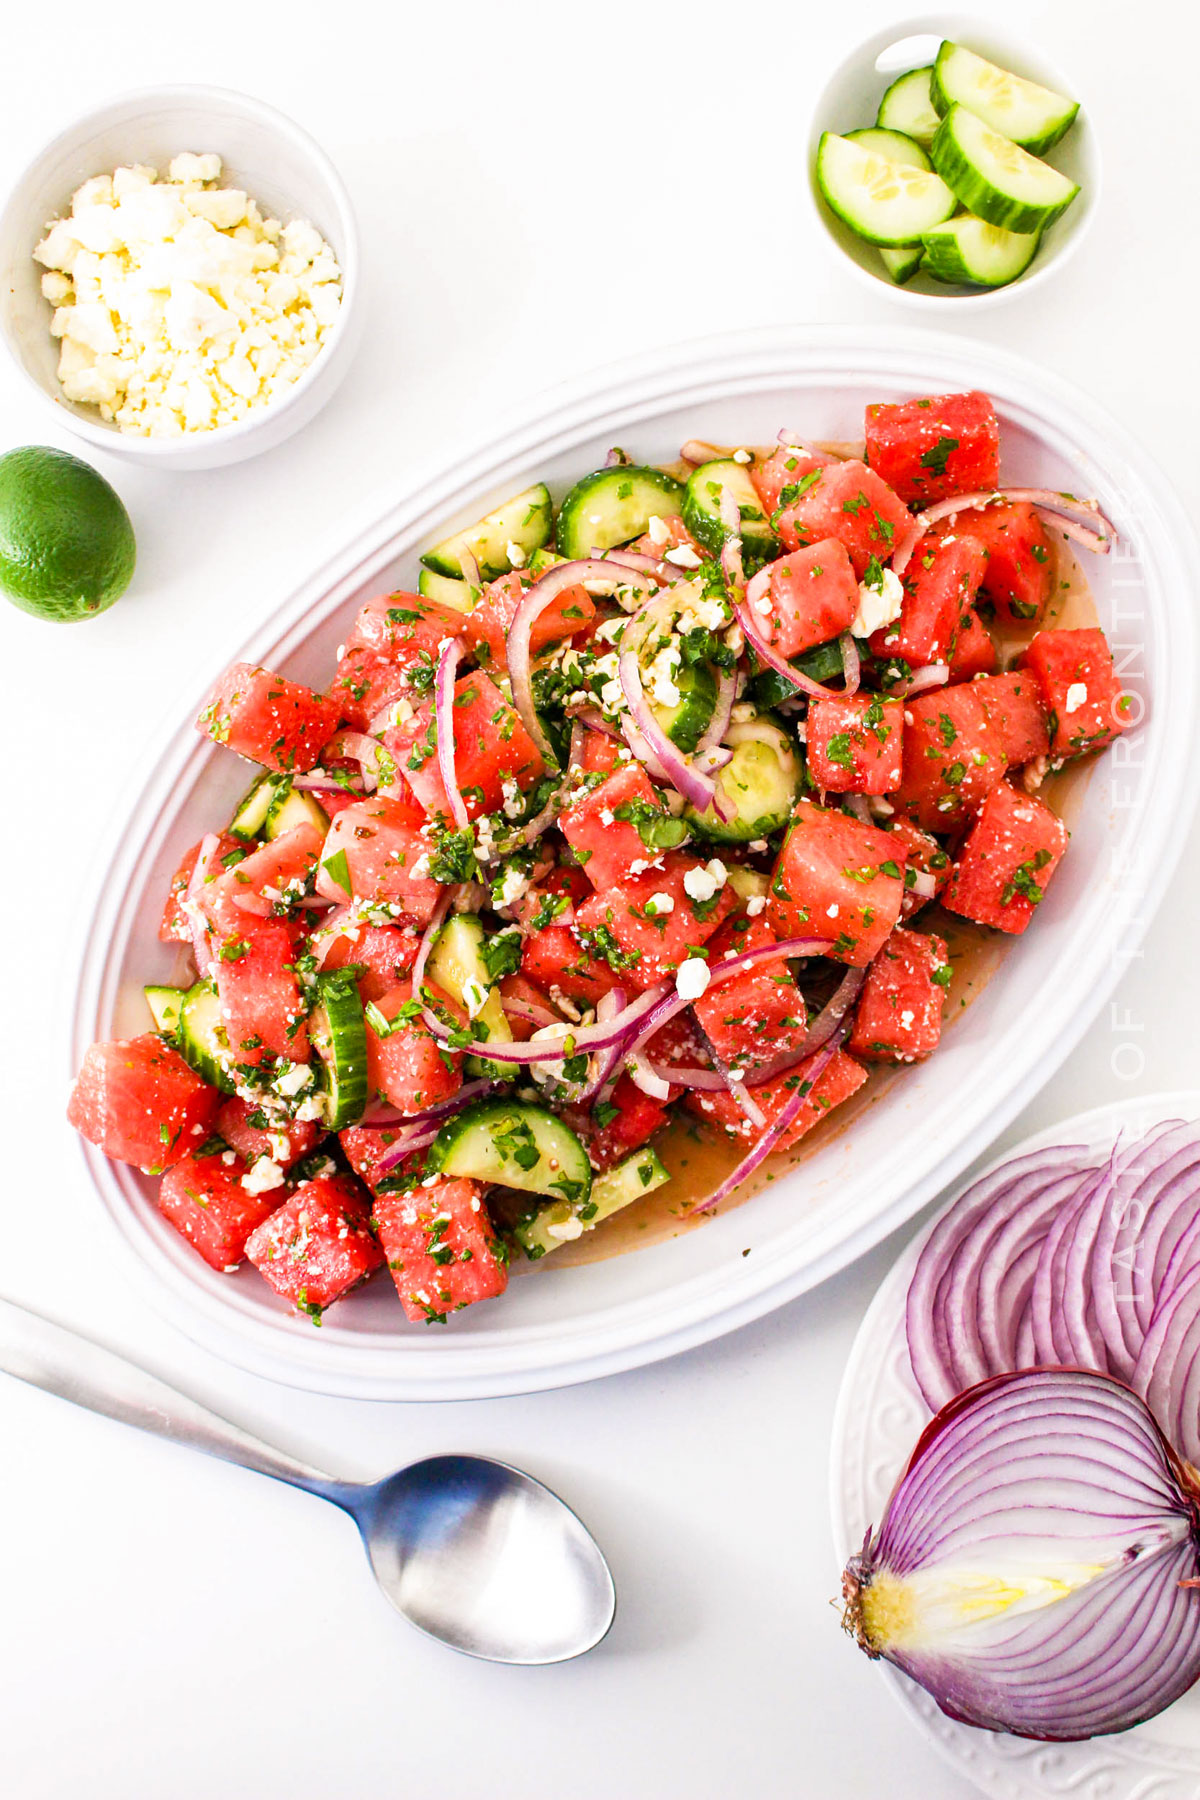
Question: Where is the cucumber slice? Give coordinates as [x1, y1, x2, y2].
[815, 132, 956, 248]
[229, 772, 287, 841]
[556, 465, 685, 561]
[932, 41, 1079, 155]
[653, 659, 718, 755]
[426, 1098, 592, 1210]
[931, 104, 1079, 235]
[750, 637, 858, 710]
[515, 1146, 668, 1260]
[686, 717, 802, 843]
[145, 984, 186, 1036]
[880, 244, 925, 285]
[263, 781, 330, 840]
[421, 482, 553, 582]
[177, 980, 237, 1094]
[725, 866, 770, 905]
[310, 972, 368, 1130]
[922, 214, 1039, 287]
[875, 65, 940, 148]
[426, 914, 516, 1081]
[528, 546, 565, 575]
[681, 460, 778, 569]
[417, 567, 478, 612]
[845, 127, 931, 172]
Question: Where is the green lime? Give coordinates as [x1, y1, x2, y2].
[0, 445, 136, 623]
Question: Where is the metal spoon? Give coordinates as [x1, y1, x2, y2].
[0, 1295, 615, 1663]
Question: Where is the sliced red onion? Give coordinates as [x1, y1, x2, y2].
[776, 428, 837, 462]
[598, 547, 688, 585]
[900, 663, 950, 698]
[323, 730, 385, 792]
[582, 988, 629, 1106]
[839, 633, 861, 696]
[413, 886, 455, 1040]
[686, 1024, 850, 1217]
[434, 636, 469, 830]
[617, 606, 734, 819]
[184, 831, 222, 975]
[508, 559, 655, 765]
[458, 548, 482, 592]
[502, 997, 561, 1029]
[843, 1368, 1200, 1741]
[625, 1050, 673, 1104]
[893, 488, 1115, 575]
[645, 1061, 726, 1091]
[292, 772, 365, 794]
[692, 665, 737, 762]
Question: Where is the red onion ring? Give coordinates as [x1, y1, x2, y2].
[617, 593, 735, 819]
[322, 730, 384, 792]
[898, 663, 950, 699]
[184, 831, 222, 975]
[839, 633, 861, 697]
[892, 488, 1116, 576]
[292, 772, 365, 794]
[735, 590, 840, 700]
[434, 636, 469, 830]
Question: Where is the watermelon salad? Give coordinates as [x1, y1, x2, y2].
[67, 388, 1134, 1327]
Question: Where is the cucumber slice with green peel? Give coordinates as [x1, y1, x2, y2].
[515, 1147, 668, 1260]
[417, 567, 478, 612]
[426, 914, 516, 1081]
[686, 717, 802, 842]
[528, 546, 565, 575]
[263, 782, 330, 840]
[875, 65, 940, 148]
[556, 465, 685, 561]
[880, 243, 925, 285]
[652, 659, 718, 755]
[145, 985, 186, 1037]
[921, 214, 1040, 287]
[749, 636, 861, 710]
[932, 42, 1079, 155]
[177, 980, 238, 1094]
[931, 104, 1079, 234]
[310, 973, 368, 1130]
[681, 460, 778, 568]
[421, 482, 553, 581]
[426, 1098, 592, 1210]
[845, 127, 931, 172]
[815, 133, 956, 248]
[229, 772, 288, 841]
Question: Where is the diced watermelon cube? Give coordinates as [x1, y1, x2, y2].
[561, 762, 668, 890]
[467, 570, 595, 672]
[848, 929, 950, 1063]
[509, 866, 591, 933]
[585, 1073, 668, 1171]
[871, 530, 987, 670]
[329, 646, 418, 732]
[880, 817, 952, 918]
[365, 980, 463, 1115]
[969, 501, 1053, 625]
[806, 693, 904, 794]
[315, 797, 443, 923]
[766, 799, 906, 966]
[312, 914, 420, 1000]
[974, 670, 1052, 767]
[693, 919, 808, 1073]
[581, 730, 625, 775]
[574, 851, 738, 990]
[344, 592, 465, 664]
[521, 924, 620, 1009]
[214, 822, 323, 918]
[943, 781, 1069, 934]
[864, 391, 1000, 504]
[750, 446, 828, 527]
[754, 539, 860, 658]
[776, 461, 911, 577]
[213, 1097, 322, 1169]
[157, 1142, 278, 1271]
[947, 606, 998, 683]
[373, 1176, 507, 1323]
[1019, 627, 1133, 759]
[213, 914, 309, 1065]
[894, 685, 1007, 831]
[196, 662, 340, 773]
[386, 671, 545, 821]
[160, 833, 240, 942]
[685, 1048, 867, 1150]
[245, 1174, 384, 1315]
[68, 1035, 223, 1172]
[340, 1124, 411, 1189]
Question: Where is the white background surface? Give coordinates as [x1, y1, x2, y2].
[1, 3, 1197, 1796]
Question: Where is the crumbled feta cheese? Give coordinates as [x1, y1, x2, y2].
[500, 777, 524, 820]
[462, 977, 489, 1020]
[242, 1157, 286, 1196]
[683, 858, 728, 903]
[664, 544, 703, 569]
[546, 1215, 586, 1242]
[1064, 683, 1088, 715]
[647, 514, 671, 546]
[849, 566, 905, 638]
[274, 1062, 312, 1097]
[34, 154, 342, 437]
[745, 894, 767, 917]
[732, 447, 752, 464]
[646, 643, 683, 708]
[730, 702, 759, 724]
[827, 903, 839, 918]
[675, 958, 711, 1001]
[599, 808, 614, 826]
[493, 864, 529, 908]
[506, 540, 527, 569]
[646, 891, 675, 916]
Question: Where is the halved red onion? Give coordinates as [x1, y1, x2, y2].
[508, 559, 656, 765]
[843, 1368, 1200, 1741]
[892, 488, 1116, 576]
[434, 636, 469, 830]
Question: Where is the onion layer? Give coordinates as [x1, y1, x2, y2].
[843, 1368, 1200, 1741]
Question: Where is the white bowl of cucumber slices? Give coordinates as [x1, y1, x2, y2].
[809, 16, 1099, 303]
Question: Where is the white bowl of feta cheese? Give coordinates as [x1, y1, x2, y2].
[0, 86, 361, 469]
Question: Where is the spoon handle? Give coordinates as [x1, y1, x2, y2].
[0, 1294, 340, 1496]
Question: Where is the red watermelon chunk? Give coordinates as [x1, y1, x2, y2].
[693, 919, 808, 1074]
[343, 592, 465, 664]
[521, 924, 621, 1009]
[68, 1035, 223, 1172]
[880, 817, 952, 919]
[385, 670, 545, 821]
[766, 800, 905, 966]
[214, 823, 323, 917]
[894, 686, 1007, 831]
[947, 606, 998, 683]
[968, 501, 1054, 625]
[753, 539, 859, 658]
[311, 913, 420, 1000]
[315, 797, 442, 923]
[196, 663, 339, 773]
[373, 1176, 508, 1323]
[214, 1097, 322, 1169]
[848, 929, 950, 1064]
[1019, 627, 1133, 759]
[467, 570, 595, 672]
[864, 391, 1000, 505]
[806, 693, 904, 795]
[574, 851, 738, 991]
[872, 530, 987, 671]
[582, 1073, 668, 1171]
[561, 762, 668, 891]
[943, 781, 1069, 935]
[974, 670, 1052, 767]
[365, 980, 463, 1115]
[160, 833, 240, 942]
[775, 461, 910, 577]
[246, 1174, 383, 1315]
[750, 446, 828, 527]
[157, 1142, 278, 1271]
[213, 914, 309, 1066]
[329, 646, 420, 732]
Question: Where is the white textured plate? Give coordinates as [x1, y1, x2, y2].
[72, 325, 1199, 1400]
[830, 1090, 1200, 1800]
